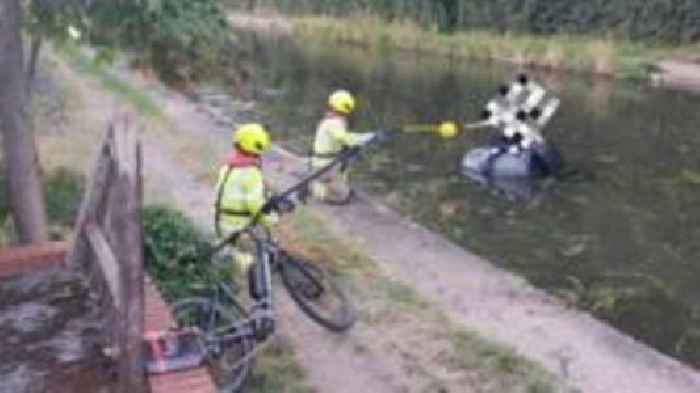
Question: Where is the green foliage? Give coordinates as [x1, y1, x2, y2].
[252, 0, 700, 44]
[143, 204, 217, 300]
[30, 0, 236, 86]
[0, 166, 84, 229]
[43, 167, 85, 227]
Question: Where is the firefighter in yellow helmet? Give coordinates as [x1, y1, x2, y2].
[310, 90, 375, 204]
[215, 123, 276, 271]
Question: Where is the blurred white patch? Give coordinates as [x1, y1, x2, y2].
[67, 25, 82, 41]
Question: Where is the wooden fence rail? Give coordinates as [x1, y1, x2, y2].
[67, 115, 145, 393]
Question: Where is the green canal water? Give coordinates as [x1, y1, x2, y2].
[230, 31, 700, 366]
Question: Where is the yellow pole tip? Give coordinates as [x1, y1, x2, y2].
[438, 122, 458, 138]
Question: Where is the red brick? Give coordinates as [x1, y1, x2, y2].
[145, 280, 216, 393]
[0, 242, 68, 278]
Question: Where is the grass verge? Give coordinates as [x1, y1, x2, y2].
[276, 207, 572, 393]
[53, 43, 225, 187]
[57, 43, 163, 118]
[246, 337, 314, 393]
[231, 12, 698, 81]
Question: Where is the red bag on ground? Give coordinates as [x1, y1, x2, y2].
[143, 328, 207, 374]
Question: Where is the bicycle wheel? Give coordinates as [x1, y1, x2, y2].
[280, 258, 357, 332]
[173, 297, 254, 393]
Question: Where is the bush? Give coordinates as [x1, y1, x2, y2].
[143, 204, 218, 300]
[0, 166, 84, 236]
[43, 167, 85, 227]
[32, 0, 238, 87]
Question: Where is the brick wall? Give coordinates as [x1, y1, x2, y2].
[0, 243, 217, 393]
[0, 242, 69, 278]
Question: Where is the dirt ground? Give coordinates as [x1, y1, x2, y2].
[0, 268, 116, 393]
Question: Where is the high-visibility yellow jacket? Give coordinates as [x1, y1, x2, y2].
[215, 152, 275, 235]
[311, 113, 368, 168]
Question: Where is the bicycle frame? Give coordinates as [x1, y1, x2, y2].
[204, 227, 282, 345]
[189, 224, 350, 380]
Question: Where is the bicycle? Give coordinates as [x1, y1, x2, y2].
[171, 140, 379, 392]
[172, 224, 357, 392]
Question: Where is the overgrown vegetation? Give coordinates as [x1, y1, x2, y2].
[31, 0, 241, 87]
[246, 0, 700, 44]
[287, 14, 655, 78]
[42, 166, 85, 227]
[143, 204, 216, 300]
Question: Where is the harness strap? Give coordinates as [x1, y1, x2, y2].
[309, 150, 339, 173]
[214, 166, 234, 238]
[220, 208, 252, 217]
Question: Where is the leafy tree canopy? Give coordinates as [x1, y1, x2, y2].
[29, 0, 236, 84]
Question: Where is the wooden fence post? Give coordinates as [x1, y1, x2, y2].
[66, 126, 115, 268]
[110, 117, 146, 393]
[67, 116, 146, 392]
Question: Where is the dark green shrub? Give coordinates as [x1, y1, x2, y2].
[43, 167, 85, 227]
[143, 204, 218, 300]
[0, 166, 84, 230]
[31, 0, 237, 87]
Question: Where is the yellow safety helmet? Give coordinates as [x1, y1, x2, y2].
[328, 90, 356, 115]
[233, 123, 271, 155]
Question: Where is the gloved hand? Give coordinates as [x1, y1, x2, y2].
[260, 195, 295, 215]
[355, 132, 376, 145]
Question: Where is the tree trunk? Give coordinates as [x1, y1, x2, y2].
[26, 36, 43, 97]
[0, 0, 49, 244]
